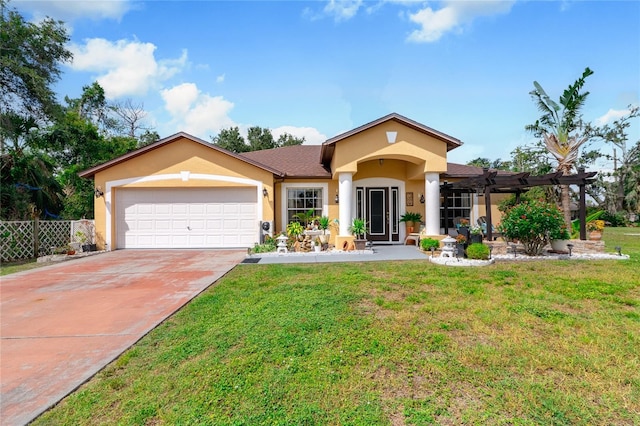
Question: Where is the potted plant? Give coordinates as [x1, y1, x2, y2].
[313, 237, 322, 252]
[317, 216, 331, 243]
[455, 233, 467, 257]
[549, 224, 571, 252]
[469, 225, 483, 244]
[349, 218, 368, 250]
[587, 220, 604, 240]
[76, 220, 97, 252]
[400, 212, 422, 233]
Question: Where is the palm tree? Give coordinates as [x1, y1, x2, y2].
[526, 67, 594, 228]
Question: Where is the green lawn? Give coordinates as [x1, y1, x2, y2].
[34, 228, 640, 425]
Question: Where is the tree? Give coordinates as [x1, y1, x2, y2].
[0, 0, 72, 153]
[213, 127, 305, 153]
[110, 99, 152, 139]
[212, 126, 249, 153]
[138, 129, 160, 148]
[247, 126, 276, 151]
[277, 133, 305, 147]
[586, 106, 640, 214]
[526, 67, 594, 228]
[34, 110, 137, 218]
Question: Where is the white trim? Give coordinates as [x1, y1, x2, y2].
[424, 173, 440, 236]
[472, 193, 480, 227]
[105, 174, 263, 249]
[280, 182, 329, 231]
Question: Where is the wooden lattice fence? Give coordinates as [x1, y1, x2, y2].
[0, 220, 95, 262]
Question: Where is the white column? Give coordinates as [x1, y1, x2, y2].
[424, 172, 440, 235]
[338, 172, 353, 236]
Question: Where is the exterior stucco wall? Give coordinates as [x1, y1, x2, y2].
[274, 179, 338, 234]
[330, 121, 448, 178]
[92, 137, 275, 249]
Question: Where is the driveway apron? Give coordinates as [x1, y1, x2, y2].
[0, 249, 245, 426]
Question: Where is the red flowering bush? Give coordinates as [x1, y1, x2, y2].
[498, 200, 566, 255]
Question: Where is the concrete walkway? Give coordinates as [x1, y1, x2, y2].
[0, 249, 245, 426]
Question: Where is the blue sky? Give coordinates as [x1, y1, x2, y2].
[15, 0, 640, 166]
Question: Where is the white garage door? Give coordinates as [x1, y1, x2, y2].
[116, 188, 258, 249]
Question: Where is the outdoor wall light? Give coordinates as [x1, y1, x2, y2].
[262, 188, 268, 197]
[94, 186, 104, 198]
[615, 246, 622, 256]
[567, 243, 574, 257]
[419, 193, 425, 204]
[379, 158, 384, 166]
[335, 190, 339, 204]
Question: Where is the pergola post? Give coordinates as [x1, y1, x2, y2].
[484, 185, 493, 240]
[579, 168, 587, 240]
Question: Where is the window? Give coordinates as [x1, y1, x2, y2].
[286, 188, 323, 223]
[440, 193, 471, 229]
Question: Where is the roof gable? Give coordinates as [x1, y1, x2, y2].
[321, 113, 462, 165]
[79, 132, 283, 178]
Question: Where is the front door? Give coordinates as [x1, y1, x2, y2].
[357, 187, 400, 242]
[367, 188, 388, 241]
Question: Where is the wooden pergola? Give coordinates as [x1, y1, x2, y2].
[441, 167, 597, 240]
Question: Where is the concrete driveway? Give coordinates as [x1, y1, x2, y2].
[0, 249, 245, 426]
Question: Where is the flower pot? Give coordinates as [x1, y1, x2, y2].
[550, 239, 570, 252]
[313, 244, 321, 253]
[457, 243, 466, 258]
[588, 231, 602, 241]
[354, 239, 367, 250]
[470, 234, 483, 244]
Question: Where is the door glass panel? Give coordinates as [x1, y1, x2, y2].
[391, 187, 398, 234]
[369, 189, 385, 235]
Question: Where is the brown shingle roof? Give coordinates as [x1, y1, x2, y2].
[240, 145, 331, 178]
[444, 163, 515, 178]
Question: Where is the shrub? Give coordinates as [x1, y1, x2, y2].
[251, 236, 276, 253]
[420, 238, 440, 251]
[601, 211, 628, 227]
[549, 224, 570, 240]
[466, 243, 490, 260]
[498, 200, 565, 255]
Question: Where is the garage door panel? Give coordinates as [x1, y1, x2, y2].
[116, 188, 257, 249]
[155, 204, 171, 215]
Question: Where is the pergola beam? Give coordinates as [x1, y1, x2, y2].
[440, 168, 598, 241]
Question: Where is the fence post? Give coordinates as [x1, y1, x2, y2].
[33, 217, 39, 257]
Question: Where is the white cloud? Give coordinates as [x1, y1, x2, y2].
[160, 83, 235, 137]
[272, 126, 328, 145]
[408, 0, 515, 43]
[216, 74, 226, 83]
[69, 38, 188, 98]
[310, 0, 363, 22]
[15, 0, 133, 22]
[595, 108, 630, 126]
